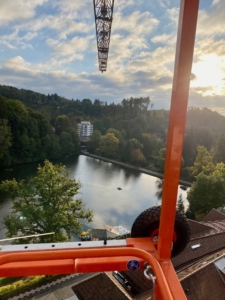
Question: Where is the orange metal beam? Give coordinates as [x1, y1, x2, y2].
[158, 0, 199, 260]
[160, 260, 187, 299]
[75, 256, 144, 273]
[0, 2, 201, 300]
[0, 239, 172, 300]
[0, 260, 75, 277]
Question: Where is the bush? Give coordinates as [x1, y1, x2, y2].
[0, 275, 57, 299]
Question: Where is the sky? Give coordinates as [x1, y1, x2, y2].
[0, 0, 225, 114]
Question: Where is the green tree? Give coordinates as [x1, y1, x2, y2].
[187, 163, 225, 217]
[157, 148, 166, 172]
[107, 128, 126, 156]
[87, 130, 102, 153]
[0, 119, 12, 159]
[82, 99, 93, 115]
[213, 132, 225, 163]
[188, 145, 214, 178]
[157, 148, 184, 173]
[50, 135, 61, 158]
[177, 194, 185, 214]
[121, 138, 143, 162]
[55, 115, 70, 135]
[130, 149, 146, 166]
[67, 128, 80, 155]
[59, 132, 75, 157]
[141, 133, 160, 159]
[42, 134, 52, 158]
[0, 160, 93, 243]
[107, 128, 124, 143]
[99, 133, 119, 157]
[128, 138, 143, 150]
[155, 179, 163, 200]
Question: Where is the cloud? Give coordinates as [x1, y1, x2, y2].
[14, 14, 92, 37]
[0, 55, 172, 109]
[0, 0, 225, 115]
[115, 0, 135, 12]
[0, 29, 37, 50]
[54, 36, 93, 58]
[197, 1, 225, 36]
[0, 40, 17, 50]
[191, 73, 197, 81]
[54, 0, 92, 19]
[189, 90, 225, 112]
[109, 34, 149, 67]
[0, 57, 88, 92]
[113, 11, 159, 35]
[0, 0, 47, 25]
[151, 34, 171, 44]
[212, 0, 220, 5]
[194, 38, 225, 59]
[45, 38, 60, 48]
[3, 56, 31, 70]
[211, 107, 225, 116]
[167, 7, 179, 25]
[2, 8, 93, 50]
[158, 0, 172, 9]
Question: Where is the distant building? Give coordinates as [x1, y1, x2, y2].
[77, 121, 93, 137]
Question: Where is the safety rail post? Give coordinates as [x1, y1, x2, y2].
[158, 0, 199, 260]
[157, 1, 200, 298]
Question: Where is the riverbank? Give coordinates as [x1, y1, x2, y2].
[81, 152, 192, 187]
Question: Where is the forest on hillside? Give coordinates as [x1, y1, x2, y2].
[0, 92, 80, 167]
[1, 85, 225, 178]
[2, 85, 225, 219]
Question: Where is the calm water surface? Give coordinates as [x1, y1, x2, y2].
[0, 155, 188, 239]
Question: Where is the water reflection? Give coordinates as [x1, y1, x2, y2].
[155, 179, 163, 201]
[68, 156, 164, 229]
[0, 155, 188, 239]
[154, 178, 189, 209]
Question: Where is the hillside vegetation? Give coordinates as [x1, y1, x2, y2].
[1, 85, 225, 176]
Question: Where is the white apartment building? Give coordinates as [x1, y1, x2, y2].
[77, 121, 93, 137]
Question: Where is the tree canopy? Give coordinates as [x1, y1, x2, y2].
[99, 133, 119, 157]
[0, 96, 80, 167]
[212, 132, 225, 164]
[3, 85, 225, 185]
[0, 119, 11, 159]
[188, 145, 214, 178]
[187, 163, 225, 218]
[177, 194, 185, 214]
[0, 160, 93, 243]
[87, 130, 101, 153]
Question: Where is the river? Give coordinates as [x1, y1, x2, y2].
[0, 155, 189, 240]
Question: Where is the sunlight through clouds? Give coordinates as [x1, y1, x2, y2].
[0, 0, 224, 112]
[191, 55, 225, 96]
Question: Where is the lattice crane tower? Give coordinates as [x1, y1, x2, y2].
[93, 0, 114, 72]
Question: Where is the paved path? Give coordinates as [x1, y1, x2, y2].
[82, 152, 192, 187]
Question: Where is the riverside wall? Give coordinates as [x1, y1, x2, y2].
[81, 152, 192, 187]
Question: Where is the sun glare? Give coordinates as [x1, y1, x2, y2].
[191, 55, 225, 96]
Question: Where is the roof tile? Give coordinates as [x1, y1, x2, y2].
[173, 232, 225, 269]
[181, 263, 225, 300]
[202, 208, 225, 222]
[72, 273, 129, 300]
[188, 219, 212, 236]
